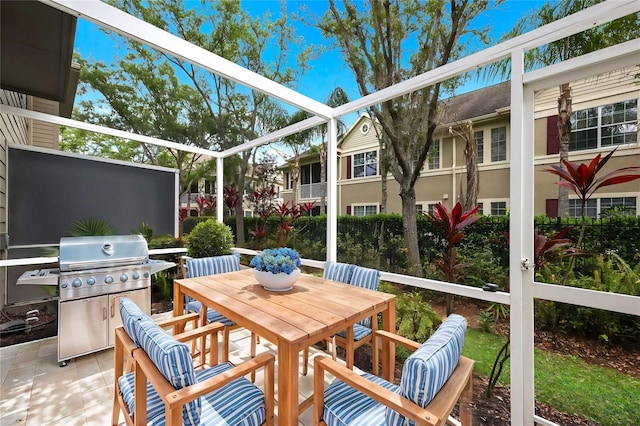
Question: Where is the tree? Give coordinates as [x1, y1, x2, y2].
[318, 0, 492, 275]
[485, 0, 640, 217]
[67, 1, 311, 242]
[281, 110, 316, 206]
[448, 121, 479, 211]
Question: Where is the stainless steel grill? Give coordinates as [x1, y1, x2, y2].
[17, 235, 173, 365]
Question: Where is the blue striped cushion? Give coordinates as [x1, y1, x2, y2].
[184, 254, 240, 327]
[119, 297, 146, 346]
[185, 300, 235, 327]
[349, 267, 380, 328]
[134, 315, 200, 425]
[336, 323, 373, 341]
[185, 253, 240, 278]
[120, 362, 266, 426]
[323, 262, 356, 284]
[323, 372, 399, 426]
[386, 314, 467, 426]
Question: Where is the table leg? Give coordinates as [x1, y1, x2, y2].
[381, 299, 396, 381]
[173, 281, 185, 335]
[277, 341, 299, 426]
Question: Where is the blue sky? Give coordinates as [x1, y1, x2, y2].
[72, 0, 549, 155]
[74, 1, 548, 101]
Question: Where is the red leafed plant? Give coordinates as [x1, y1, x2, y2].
[533, 226, 575, 271]
[545, 147, 640, 248]
[426, 202, 480, 315]
[545, 147, 640, 283]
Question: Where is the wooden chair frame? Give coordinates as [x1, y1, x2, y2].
[313, 329, 474, 426]
[179, 255, 258, 364]
[113, 312, 275, 426]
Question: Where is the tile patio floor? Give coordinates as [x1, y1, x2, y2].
[0, 311, 339, 425]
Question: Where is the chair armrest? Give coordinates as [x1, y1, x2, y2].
[375, 329, 421, 352]
[173, 321, 224, 344]
[314, 356, 438, 426]
[155, 312, 200, 329]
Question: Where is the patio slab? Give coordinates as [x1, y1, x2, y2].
[0, 314, 338, 425]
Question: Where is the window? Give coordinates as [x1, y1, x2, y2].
[490, 201, 507, 216]
[476, 203, 484, 215]
[569, 197, 637, 218]
[204, 179, 213, 194]
[244, 210, 253, 218]
[491, 127, 507, 162]
[361, 123, 370, 135]
[427, 203, 439, 214]
[353, 205, 378, 216]
[189, 182, 198, 194]
[353, 150, 377, 178]
[475, 130, 484, 164]
[570, 99, 638, 151]
[415, 204, 423, 215]
[427, 140, 440, 170]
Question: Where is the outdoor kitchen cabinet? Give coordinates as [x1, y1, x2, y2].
[57, 288, 150, 363]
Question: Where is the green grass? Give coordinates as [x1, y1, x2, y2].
[463, 329, 640, 425]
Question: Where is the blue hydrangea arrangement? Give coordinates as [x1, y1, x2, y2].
[250, 247, 301, 275]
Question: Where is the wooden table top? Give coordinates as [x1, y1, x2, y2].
[175, 268, 395, 348]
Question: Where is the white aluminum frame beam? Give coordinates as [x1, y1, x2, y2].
[41, 0, 334, 120]
[332, 0, 638, 118]
[0, 105, 220, 158]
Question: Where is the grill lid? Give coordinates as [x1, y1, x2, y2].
[59, 235, 149, 272]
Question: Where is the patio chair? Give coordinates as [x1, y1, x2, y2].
[303, 263, 378, 376]
[113, 297, 275, 426]
[313, 314, 473, 426]
[180, 253, 258, 363]
[332, 265, 381, 372]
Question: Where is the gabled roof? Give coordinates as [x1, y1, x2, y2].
[439, 81, 511, 123]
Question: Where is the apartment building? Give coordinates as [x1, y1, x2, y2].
[281, 67, 639, 218]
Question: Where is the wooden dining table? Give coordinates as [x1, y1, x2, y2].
[173, 268, 396, 426]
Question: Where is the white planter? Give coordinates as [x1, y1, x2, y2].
[253, 268, 300, 292]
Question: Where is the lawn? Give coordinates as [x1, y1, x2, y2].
[462, 329, 640, 425]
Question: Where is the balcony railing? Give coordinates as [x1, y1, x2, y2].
[299, 182, 326, 199]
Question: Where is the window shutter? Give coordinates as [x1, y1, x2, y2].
[546, 199, 558, 217]
[547, 116, 560, 155]
[346, 205, 352, 215]
[346, 155, 352, 179]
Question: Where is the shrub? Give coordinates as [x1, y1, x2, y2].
[186, 219, 234, 258]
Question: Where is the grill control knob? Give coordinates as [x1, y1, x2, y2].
[120, 273, 129, 282]
[132, 272, 140, 280]
[72, 278, 82, 288]
[60, 280, 70, 289]
[105, 275, 114, 284]
[143, 272, 150, 279]
[87, 277, 96, 286]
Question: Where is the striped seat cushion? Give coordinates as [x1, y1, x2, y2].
[323, 372, 399, 426]
[323, 262, 356, 284]
[185, 253, 240, 278]
[349, 267, 380, 328]
[386, 314, 467, 426]
[185, 300, 235, 327]
[335, 323, 373, 341]
[119, 362, 266, 426]
[134, 315, 200, 425]
[119, 296, 146, 346]
[184, 254, 240, 327]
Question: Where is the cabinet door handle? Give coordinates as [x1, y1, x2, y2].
[103, 307, 107, 321]
[110, 302, 114, 318]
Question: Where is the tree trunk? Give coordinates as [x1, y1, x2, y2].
[463, 122, 479, 211]
[380, 137, 388, 213]
[557, 83, 572, 218]
[400, 186, 423, 276]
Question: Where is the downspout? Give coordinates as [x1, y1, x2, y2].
[451, 137, 457, 207]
